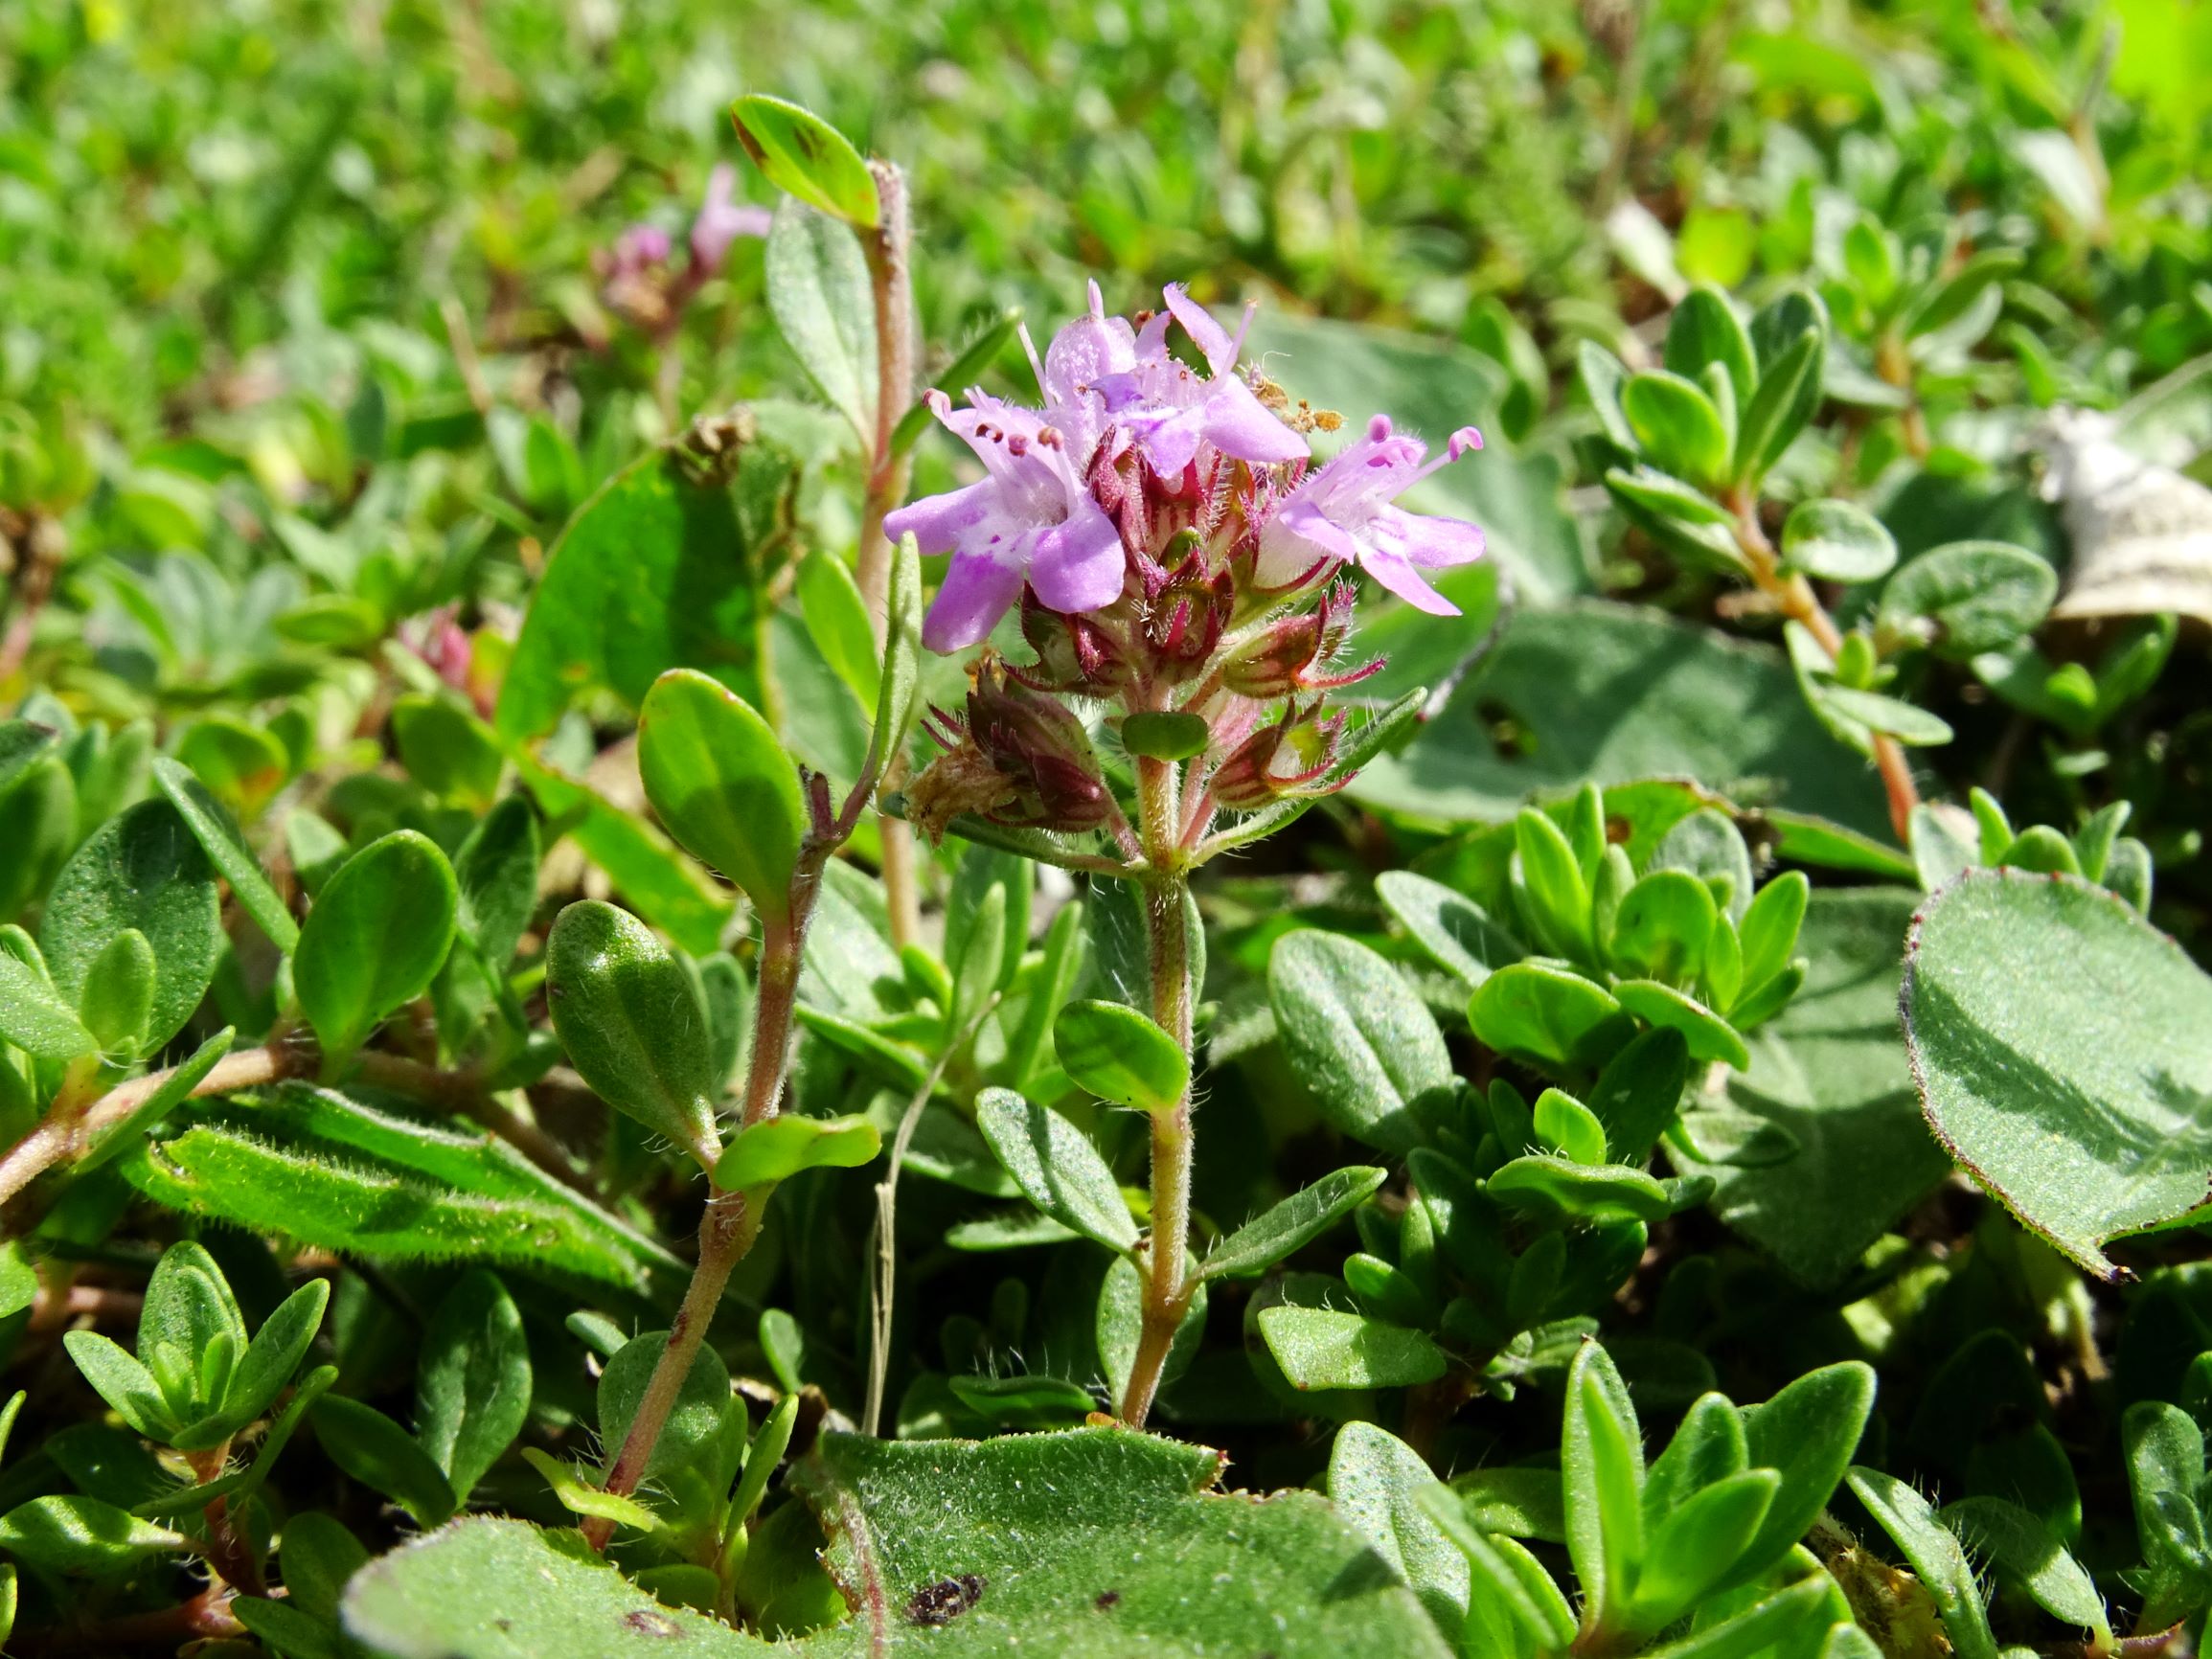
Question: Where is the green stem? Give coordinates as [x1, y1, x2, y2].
[1119, 754, 1197, 1429]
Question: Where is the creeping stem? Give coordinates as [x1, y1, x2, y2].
[1119, 752, 1198, 1428]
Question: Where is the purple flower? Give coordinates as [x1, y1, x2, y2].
[884, 390, 1126, 652]
[1256, 416, 1486, 615]
[690, 164, 772, 276]
[892, 283, 1313, 652]
[607, 223, 674, 283]
[1064, 284, 1308, 477]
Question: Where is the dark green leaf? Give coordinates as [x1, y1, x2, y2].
[1879, 541, 2058, 657]
[974, 1087, 1137, 1253]
[295, 830, 458, 1067]
[1053, 999, 1188, 1113]
[1847, 1466, 1997, 1659]
[731, 95, 878, 228]
[638, 669, 805, 923]
[312, 1395, 457, 1528]
[0, 1495, 185, 1576]
[547, 899, 719, 1166]
[715, 1114, 879, 1188]
[42, 798, 220, 1055]
[1782, 500, 1898, 583]
[1257, 1307, 1448, 1390]
[1201, 1167, 1387, 1281]
[766, 202, 878, 441]
[152, 757, 299, 953]
[1377, 870, 1524, 990]
[419, 1271, 532, 1503]
[1269, 931, 1451, 1154]
[1471, 963, 1625, 1069]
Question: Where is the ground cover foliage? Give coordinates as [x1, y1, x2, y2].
[2, 0, 2211, 1653]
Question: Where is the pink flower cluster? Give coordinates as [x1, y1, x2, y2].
[887, 284, 1486, 654]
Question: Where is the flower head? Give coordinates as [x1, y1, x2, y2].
[690, 164, 772, 276]
[1257, 416, 1485, 616]
[888, 283, 1312, 651]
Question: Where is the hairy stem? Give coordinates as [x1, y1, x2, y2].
[1120, 754, 1197, 1429]
[582, 843, 832, 1548]
[580, 1187, 759, 1551]
[1730, 495, 1920, 844]
[859, 159, 922, 951]
[185, 1442, 264, 1598]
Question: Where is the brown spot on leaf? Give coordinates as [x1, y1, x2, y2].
[905, 1574, 986, 1625]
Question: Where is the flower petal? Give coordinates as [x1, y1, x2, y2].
[1256, 493, 1361, 588]
[1162, 284, 1236, 375]
[883, 477, 994, 557]
[1200, 376, 1308, 465]
[924, 545, 1030, 652]
[1358, 535, 1462, 616]
[1370, 503, 1487, 571]
[1024, 496, 1126, 615]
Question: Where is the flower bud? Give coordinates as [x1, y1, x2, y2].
[1209, 699, 1346, 810]
[1218, 580, 1380, 699]
[908, 653, 1115, 840]
[1017, 588, 1127, 694]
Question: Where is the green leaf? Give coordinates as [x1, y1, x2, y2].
[1630, 1469, 1778, 1627]
[0, 947, 95, 1059]
[224, 1277, 331, 1428]
[80, 1026, 235, 1172]
[547, 899, 720, 1167]
[494, 439, 785, 745]
[1847, 1466, 1998, 1659]
[1813, 683, 1954, 747]
[1940, 1496, 2108, 1640]
[1201, 1167, 1387, 1281]
[946, 1374, 1098, 1430]
[1609, 870, 1717, 984]
[77, 927, 155, 1056]
[974, 1088, 1137, 1253]
[175, 715, 290, 816]
[1737, 872, 1809, 995]
[296, 830, 459, 1067]
[1257, 1307, 1448, 1390]
[1534, 1088, 1607, 1163]
[1701, 890, 1947, 1285]
[1905, 250, 2024, 340]
[766, 202, 878, 442]
[1378, 870, 1525, 990]
[1586, 1027, 1690, 1165]
[419, 1271, 532, 1504]
[1562, 1340, 1643, 1622]
[313, 1395, 458, 1529]
[123, 1084, 681, 1291]
[152, 757, 299, 953]
[715, 1114, 880, 1188]
[1737, 319, 1824, 481]
[392, 697, 505, 809]
[1904, 870, 2212, 1277]
[1638, 1577, 1835, 1659]
[1489, 1156, 1674, 1223]
[1053, 999, 1189, 1113]
[1471, 963, 1625, 1069]
[731, 94, 878, 229]
[1781, 500, 1898, 583]
[1329, 1422, 1470, 1629]
[862, 533, 924, 797]
[1121, 711, 1211, 761]
[796, 551, 879, 709]
[1612, 980, 1750, 1070]
[453, 795, 540, 968]
[0, 720, 57, 799]
[1738, 1361, 1876, 1582]
[1352, 603, 1889, 841]
[600, 1331, 739, 1500]
[1664, 286, 1757, 408]
[1514, 807, 1592, 962]
[346, 1430, 1453, 1657]
[0, 1495, 186, 1576]
[1268, 931, 1452, 1154]
[1622, 371, 1731, 488]
[42, 798, 221, 1055]
[638, 669, 805, 924]
[62, 1331, 174, 1440]
[1879, 541, 2058, 657]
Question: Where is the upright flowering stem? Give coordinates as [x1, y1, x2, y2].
[1122, 754, 1197, 1428]
[859, 160, 922, 950]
